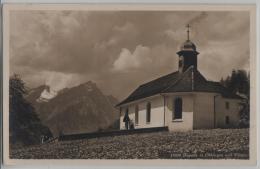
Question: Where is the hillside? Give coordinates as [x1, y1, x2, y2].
[26, 81, 119, 137]
[10, 129, 249, 159]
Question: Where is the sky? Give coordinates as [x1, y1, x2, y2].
[9, 10, 250, 100]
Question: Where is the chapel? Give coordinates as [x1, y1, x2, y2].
[116, 25, 242, 131]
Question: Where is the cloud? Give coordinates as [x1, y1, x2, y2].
[43, 71, 82, 91]
[113, 45, 151, 71]
[9, 10, 250, 99]
[188, 12, 208, 25]
[164, 29, 186, 42]
[198, 35, 249, 81]
[11, 67, 92, 92]
[113, 22, 136, 33]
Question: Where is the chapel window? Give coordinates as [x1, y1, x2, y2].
[225, 116, 230, 125]
[146, 102, 151, 123]
[173, 98, 182, 120]
[225, 102, 230, 110]
[135, 105, 139, 125]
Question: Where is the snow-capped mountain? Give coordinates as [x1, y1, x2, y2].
[26, 81, 119, 137]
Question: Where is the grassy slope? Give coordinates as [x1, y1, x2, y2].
[10, 128, 249, 159]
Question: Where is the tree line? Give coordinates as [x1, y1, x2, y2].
[9, 74, 52, 147]
[220, 69, 250, 127]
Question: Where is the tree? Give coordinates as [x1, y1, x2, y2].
[222, 69, 250, 97]
[238, 99, 250, 128]
[221, 69, 250, 127]
[9, 74, 52, 146]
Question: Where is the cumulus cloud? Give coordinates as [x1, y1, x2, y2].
[113, 45, 151, 71]
[14, 69, 92, 92]
[43, 71, 81, 91]
[34, 71, 89, 101]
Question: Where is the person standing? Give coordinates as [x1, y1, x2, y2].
[123, 110, 130, 130]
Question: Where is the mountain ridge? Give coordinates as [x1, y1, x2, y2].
[26, 81, 120, 137]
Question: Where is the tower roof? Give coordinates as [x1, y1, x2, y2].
[180, 40, 197, 51]
[179, 24, 197, 51]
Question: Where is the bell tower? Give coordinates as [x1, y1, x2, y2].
[177, 24, 199, 73]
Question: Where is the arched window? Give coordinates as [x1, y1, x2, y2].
[173, 98, 182, 120]
[146, 102, 151, 123]
[135, 105, 139, 124]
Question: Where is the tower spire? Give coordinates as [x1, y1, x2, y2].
[186, 24, 190, 41]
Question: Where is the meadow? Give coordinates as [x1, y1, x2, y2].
[10, 128, 249, 159]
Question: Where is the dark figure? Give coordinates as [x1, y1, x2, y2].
[123, 115, 130, 130]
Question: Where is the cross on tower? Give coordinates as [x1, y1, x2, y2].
[186, 24, 190, 41]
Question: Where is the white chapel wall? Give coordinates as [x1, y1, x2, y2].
[193, 92, 215, 129]
[119, 92, 242, 130]
[193, 92, 241, 129]
[215, 97, 241, 128]
[119, 95, 165, 130]
[165, 93, 193, 132]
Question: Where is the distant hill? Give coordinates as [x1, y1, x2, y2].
[26, 81, 119, 137]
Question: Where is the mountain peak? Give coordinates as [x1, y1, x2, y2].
[27, 80, 119, 136]
[28, 81, 101, 104]
[37, 87, 57, 103]
[82, 81, 96, 86]
[26, 85, 50, 103]
[79, 81, 97, 92]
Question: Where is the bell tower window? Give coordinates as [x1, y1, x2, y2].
[178, 56, 184, 72]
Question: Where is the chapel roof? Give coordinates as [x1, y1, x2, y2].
[116, 67, 242, 107]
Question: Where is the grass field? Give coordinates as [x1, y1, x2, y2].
[10, 128, 249, 159]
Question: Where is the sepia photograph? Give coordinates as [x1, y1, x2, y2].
[2, 4, 257, 166]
